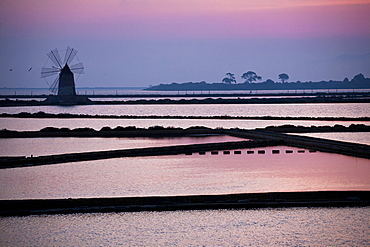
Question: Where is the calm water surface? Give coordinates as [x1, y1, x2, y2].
[1, 103, 369, 117]
[1, 103, 369, 246]
[1, 207, 369, 246]
[2, 134, 368, 157]
[1, 146, 369, 200]
[295, 132, 370, 145]
[0, 135, 244, 156]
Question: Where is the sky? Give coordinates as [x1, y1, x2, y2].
[0, 0, 369, 88]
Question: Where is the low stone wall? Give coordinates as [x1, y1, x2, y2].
[1, 191, 369, 216]
[226, 130, 370, 159]
[0, 139, 282, 168]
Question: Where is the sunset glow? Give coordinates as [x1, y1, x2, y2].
[1, 2, 370, 246]
[1, 0, 369, 87]
[2, 0, 370, 38]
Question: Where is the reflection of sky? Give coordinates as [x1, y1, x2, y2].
[1, 146, 369, 199]
[0, 135, 245, 156]
[1, 0, 369, 87]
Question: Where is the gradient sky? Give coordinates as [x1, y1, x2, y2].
[1, 0, 369, 88]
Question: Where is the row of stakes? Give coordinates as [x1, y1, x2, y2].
[184, 149, 317, 156]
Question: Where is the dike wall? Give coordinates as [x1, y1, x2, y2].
[1, 191, 369, 216]
[2, 130, 370, 168]
[226, 130, 370, 159]
[0, 139, 282, 168]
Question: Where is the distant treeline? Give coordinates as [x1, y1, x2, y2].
[1, 124, 369, 139]
[1, 112, 369, 121]
[146, 73, 370, 91]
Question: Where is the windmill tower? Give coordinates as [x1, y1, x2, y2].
[58, 63, 76, 96]
[41, 47, 88, 104]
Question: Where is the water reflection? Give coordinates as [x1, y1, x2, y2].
[0, 135, 244, 156]
[1, 103, 369, 117]
[1, 207, 369, 246]
[1, 146, 369, 200]
[294, 132, 370, 145]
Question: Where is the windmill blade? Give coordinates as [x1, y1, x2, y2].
[41, 67, 61, 78]
[64, 47, 78, 65]
[47, 48, 63, 68]
[70, 62, 84, 74]
[49, 76, 59, 94]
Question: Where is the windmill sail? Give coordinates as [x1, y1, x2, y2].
[49, 76, 59, 93]
[42, 47, 88, 104]
[41, 67, 60, 78]
[70, 62, 84, 74]
[41, 47, 84, 97]
[47, 49, 63, 68]
[64, 47, 78, 65]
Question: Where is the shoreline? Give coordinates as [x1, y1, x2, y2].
[1, 91, 369, 99]
[1, 94, 370, 106]
[1, 125, 370, 139]
[1, 191, 369, 216]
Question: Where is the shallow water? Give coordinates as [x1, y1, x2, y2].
[1, 101, 369, 246]
[295, 132, 370, 145]
[1, 103, 369, 118]
[0, 135, 243, 156]
[1, 207, 369, 246]
[1, 146, 369, 200]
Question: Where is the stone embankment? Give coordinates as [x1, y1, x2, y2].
[1, 124, 369, 140]
[0, 127, 221, 138]
[0, 139, 282, 169]
[2, 112, 370, 122]
[1, 128, 370, 168]
[226, 130, 370, 159]
[1, 92, 370, 106]
[1, 191, 369, 216]
[1, 92, 369, 99]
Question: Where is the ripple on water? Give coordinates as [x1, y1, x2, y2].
[0, 207, 369, 246]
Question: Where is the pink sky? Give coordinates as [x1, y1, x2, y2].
[2, 0, 369, 39]
[0, 0, 369, 87]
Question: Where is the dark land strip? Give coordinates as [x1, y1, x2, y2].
[225, 130, 370, 159]
[0, 127, 223, 138]
[1, 191, 369, 216]
[0, 139, 282, 169]
[1, 129, 369, 215]
[1, 91, 369, 99]
[1, 125, 369, 139]
[1, 112, 370, 121]
[1, 95, 370, 106]
[91, 97, 370, 105]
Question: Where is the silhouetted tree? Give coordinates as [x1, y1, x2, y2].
[351, 73, 365, 82]
[278, 73, 289, 83]
[241, 71, 262, 84]
[222, 73, 236, 84]
[343, 77, 349, 83]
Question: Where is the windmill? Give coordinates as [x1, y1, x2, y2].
[41, 47, 84, 96]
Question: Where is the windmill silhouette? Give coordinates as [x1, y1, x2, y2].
[41, 47, 84, 96]
[41, 47, 89, 104]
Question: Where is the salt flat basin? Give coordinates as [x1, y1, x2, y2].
[0, 135, 244, 157]
[1, 207, 369, 246]
[1, 103, 369, 117]
[1, 146, 369, 200]
[293, 132, 370, 145]
[1, 117, 370, 131]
